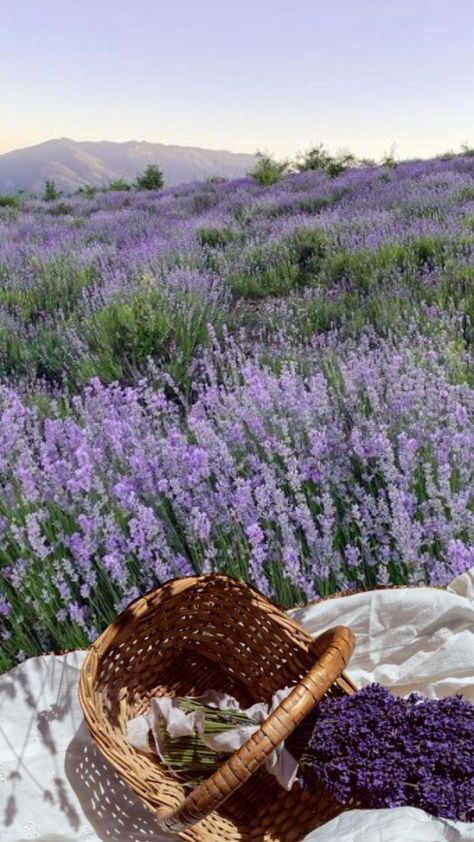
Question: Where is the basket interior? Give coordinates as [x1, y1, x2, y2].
[85, 576, 351, 841]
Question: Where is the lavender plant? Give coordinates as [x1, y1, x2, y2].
[0, 151, 474, 668]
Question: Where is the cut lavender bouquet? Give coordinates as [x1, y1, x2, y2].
[298, 683, 474, 823]
[128, 682, 474, 822]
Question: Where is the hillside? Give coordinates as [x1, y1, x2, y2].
[0, 137, 256, 192]
[0, 153, 474, 668]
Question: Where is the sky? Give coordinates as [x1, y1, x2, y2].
[1, 0, 473, 160]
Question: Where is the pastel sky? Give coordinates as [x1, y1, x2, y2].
[1, 0, 473, 159]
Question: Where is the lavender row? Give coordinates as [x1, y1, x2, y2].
[0, 155, 473, 387]
[1, 327, 473, 668]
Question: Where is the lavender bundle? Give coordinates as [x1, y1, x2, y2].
[299, 684, 474, 822]
[154, 698, 260, 786]
[149, 685, 474, 822]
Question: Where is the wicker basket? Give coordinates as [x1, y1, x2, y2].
[79, 574, 356, 841]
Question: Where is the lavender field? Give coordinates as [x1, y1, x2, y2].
[1, 154, 474, 670]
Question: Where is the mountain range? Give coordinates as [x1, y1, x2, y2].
[0, 138, 256, 193]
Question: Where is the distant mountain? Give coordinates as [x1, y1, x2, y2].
[0, 138, 256, 193]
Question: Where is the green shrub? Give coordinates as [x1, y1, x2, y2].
[297, 195, 334, 214]
[322, 237, 449, 293]
[438, 150, 457, 162]
[296, 145, 356, 177]
[75, 184, 97, 197]
[0, 324, 75, 383]
[325, 154, 355, 178]
[78, 283, 218, 386]
[410, 235, 448, 268]
[47, 202, 73, 216]
[0, 194, 19, 208]
[250, 151, 289, 186]
[436, 263, 474, 314]
[287, 229, 330, 280]
[287, 289, 438, 344]
[381, 145, 398, 169]
[226, 232, 331, 299]
[82, 288, 174, 377]
[228, 263, 299, 298]
[294, 292, 358, 335]
[43, 179, 61, 201]
[107, 178, 132, 192]
[196, 227, 236, 248]
[135, 165, 164, 191]
[0, 258, 94, 320]
[455, 186, 474, 203]
[296, 144, 331, 172]
[325, 250, 373, 291]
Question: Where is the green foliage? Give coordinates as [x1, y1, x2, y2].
[438, 150, 457, 162]
[435, 263, 474, 336]
[80, 288, 175, 380]
[75, 184, 97, 197]
[135, 164, 164, 191]
[106, 178, 132, 192]
[455, 186, 474, 203]
[460, 143, 474, 158]
[297, 195, 338, 215]
[296, 144, 330, 172]
[0, 258, 94, 321]
[43, 179, 61, 201]
[0, 194, 19, 208]
[296, 144, 356, 178]
[287, 228, 330, 280]
[0, 323, 76, 383]
[225, 238, 309, 299]
[381, 145, 398, 169]
[410, 235, 449, 268]
[226, 229, 440, 300]
[47, 202, 73, 216]
[249, 151, 289, 186]
[292, 292, 359, 336]
[78, 282, 218, 386]
[325, 155, 355, 178]
[228, 263, 299, 298]
[322, 237, 449, 293]
[196, 226, 236, 248]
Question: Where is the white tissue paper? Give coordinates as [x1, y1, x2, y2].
[126, 686, 299, 790]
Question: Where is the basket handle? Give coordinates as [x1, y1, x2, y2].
[156, 624, 355, 833]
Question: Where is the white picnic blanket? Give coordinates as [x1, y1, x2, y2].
[1, 569, 473, 842]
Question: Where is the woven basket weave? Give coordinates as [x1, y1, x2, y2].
[79, 574, 356, 841]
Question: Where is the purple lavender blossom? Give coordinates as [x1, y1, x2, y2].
[301, 683, 474, 822]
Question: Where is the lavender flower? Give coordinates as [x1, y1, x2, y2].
[301, 684, 474, 822]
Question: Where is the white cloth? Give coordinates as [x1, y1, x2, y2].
[0, 567, 473, 842]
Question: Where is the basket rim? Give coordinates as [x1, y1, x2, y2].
[85, 573, 319, 657]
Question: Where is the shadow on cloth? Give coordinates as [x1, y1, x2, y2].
[1, 655, 81, 833]
[65, 721, 175, 842]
